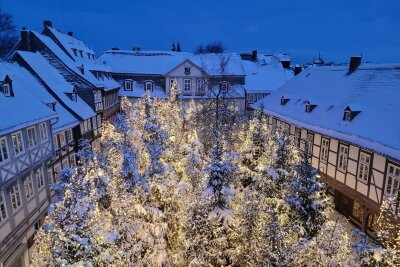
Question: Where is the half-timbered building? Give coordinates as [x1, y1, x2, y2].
[254, 57, 400, 237]
[0, 62, 57, 267]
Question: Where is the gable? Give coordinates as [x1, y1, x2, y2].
[166, 59, 206, 77]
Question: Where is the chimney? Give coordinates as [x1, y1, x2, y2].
[20, 29, 31, 51]
[251, 50, 257, 61]
[348, 56, 361, 73]
[294, 65, 302, 75]
[67, 31, 73, 37]
[43, 20, 53, 28]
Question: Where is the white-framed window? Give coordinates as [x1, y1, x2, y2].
[320, 138, 329, 163]
[10, 183, 22, 211]
[69, 154, 76, 168]
[0, 192, 7, 222]
[248, 94, 256, 104]
[71, 93, 77, 102]
[338, 144, 349, 172]
[27, 127, 37, 148]
[357, 152, 371, 182]
[53, 135, 59, 150]
[80, 122, 85, 134]
[66, 129, 73, 143]
[54, 163, 61, 183]
[0, 137, 9, 163]
[24, 175, 34, 200]
[48, 168, 55, 184]
[220, 81, 228, 93]
[92, 117, 98, 130]
[62, 157, 69, 168]
[306, 133, 314, 154]
[124, 80, 133, 91]
[344, 110, 352, 121]
[72, 48, 78, 57]
[59, 132, 66, 147]
[145, 81, 153, 91]
[197, 79, 205, 92]
[2, 84, 10, 96]
[94, 90, 103, 111]
[87, 120, 92, 131]
[97, 115, 102, 128]
[12, 131, 24, 156]
[39, 123, 48, 142]
[36, 167, 45, 189]
[184, 79, 191, 92]
[170, 78, 178, 90]
[385, 164, 400, 196]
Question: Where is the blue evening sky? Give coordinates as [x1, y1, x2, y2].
[1, 0, 400, 64]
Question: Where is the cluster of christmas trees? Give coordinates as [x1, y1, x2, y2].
[31, 92, 399, 266]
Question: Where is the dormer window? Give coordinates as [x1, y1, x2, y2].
[124, 80, 133, 91]
[280, 96, 290, 106]
[79, 64, 84, 75]
[343, 105, 361, 122]
[219, 81, 229, 93]
[1, 83, 10, 96]
[145, 81, 153, 92]
[87, 52, 91, 59]
[79, 50, 83, 57]
[70, 88, 78, 102]
[305, 100, 317, 113]
[72, 49, 78, 57]
[47, 102, 56, 111]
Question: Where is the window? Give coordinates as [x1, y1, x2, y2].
[24, 175, 34, 200]
[72, 48, 77, 57]
[357, 152, 371, 182]
[220, 81, 228, 93]
[248, 94, 256, 104]
[69, 154, 76, 168]
[87, 120, 92, 131]
[320, 138, 329, 163]
[170, 79, 178, 90]
[10, 184, 22, 211]
[0, 137, 9, 163]
[94, 90, 103, 111]
[183, 79, 191, 92]
[92, 117, 98, 130]
[62, 157, 69, 168]
[306, 133, 314, 154]
[344, 110, 352, 122]
[36, 167, 45, 189]
[124, 80, 133, 91]
[196, 79, 205, 92]
[27, 127, 37, 148]
[385, 164, 400, 196]
[80, 122, 85, 134]
[338, 145, 349, 172]
[59, 132, 66, 147]
[66, 129, 73, 143]
[97, 115, 102, 128]
[0, 192, 7, 222]
[54, 163, 61, 183]
[39, 123, 48, 142]
[12, 131, 24, 156]
[145, 81, 153, 91]
[71, 93, 77, 102]
[294, 129, 301, 148]
[87, 52, 91, 59]
[79, 50, 83, 57]
[2, 84, 10, 96]
[53, 135, 59, 150]
[48, 168, 55, 184]
[272, 118, 277, 131]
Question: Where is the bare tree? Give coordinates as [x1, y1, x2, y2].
[0, 9, 18, 59]
[195, 41, 225, 54]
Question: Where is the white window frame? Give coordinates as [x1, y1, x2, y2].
[10, 183, 22, 211]
[62, 157, 69, 169]
[145, 81, 153, 92]
[338, 144, 349, 172]
[306, 133, 314, 154]
[27, 127, 37, 148]
[385, 164, 400, 196]
[2, 84, 10, 96]
[69, 154, 76, 168]
[183, 79, 191, 92]
[294, 128, 301, 148]
[0, 192, 7, 223]
[357, 152, 371, 182]
[170, 78, 178, 90]
[124, 80, 133, 91]
[54, 163, 61, 183]
[24, 175, 34, 200]
[39, 123, 48, 142]
[344, 110, 352, 121]
[196, 79, 205, 92]
[59, 132, 66, 147]
[320, 138, 329, 163]
[0, 137, 9, 164]
[36, 167, 45, 189]
[48, 168, 54, 185]
[66, 129, 73, 143]
[12, 131, 24, 156]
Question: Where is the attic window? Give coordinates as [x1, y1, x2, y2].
[124, 80, 133, 91]
[79, 50, 83, 57]
[305, 101, 317, 113]
[219, 81, 229, 93]
[72, 49, 77, 57]
[47, 102, 56, 111]
[343, 106, 361, 122]
[145, 81, 153, 92]
[71, 89, 77, 102]
[79, 64, 84, 75]
[87, 52, 91, 59]
[1, 83, 10, 96]
[280, 96, 290, 106]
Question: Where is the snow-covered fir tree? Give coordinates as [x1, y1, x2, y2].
[286, 147, 329, 238]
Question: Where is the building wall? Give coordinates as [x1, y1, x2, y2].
[265, 113, 400, 236]
[0, 120, 54, 266]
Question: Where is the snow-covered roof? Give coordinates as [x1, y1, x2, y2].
[242, 54, 294, 94]
[99, 50, 245, 76]
[0, 62, 58, 136]
[16, 51, 96, 121]
[254, 63, 400, 160]
[31, 30, 120, 91]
